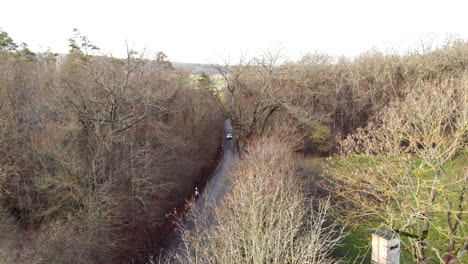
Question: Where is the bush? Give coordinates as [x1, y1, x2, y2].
[177, 135, 344, 264]
[304, 122, 334, 154]
[0, 207, 19, 264]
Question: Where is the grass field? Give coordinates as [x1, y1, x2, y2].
[302, 151, 467, 263]
[188, 74, 226, 90]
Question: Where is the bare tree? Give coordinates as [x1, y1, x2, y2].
[177, 135, 344, 264]
[329, 78, 467, 264]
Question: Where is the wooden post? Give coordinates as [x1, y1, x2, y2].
[371, 227, 400, 264]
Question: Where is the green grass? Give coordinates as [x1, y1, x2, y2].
[188, 74, 226, 90]
[303, 151, 467, 263]
[335, 224, 419, 263]
[188, 74, 200, 87]
[335, 225, 372, 263]
[212, 79, 226, 90]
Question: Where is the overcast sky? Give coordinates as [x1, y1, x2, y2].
[1, 0, 467, 63]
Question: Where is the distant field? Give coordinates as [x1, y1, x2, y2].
[172, 62, 220, 74]
[189, 74, 227, 90]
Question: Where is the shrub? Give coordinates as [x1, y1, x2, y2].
[0, 207, 19, 264]
[177, 135, 344, 264]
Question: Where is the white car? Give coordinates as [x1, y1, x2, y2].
[226, 133, 233, 140]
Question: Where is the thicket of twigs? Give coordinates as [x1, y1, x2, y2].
[1, 29, 466, 264]
[0, 31, 223, 263]
[325, 77, 467, 263]
[217, 39, 467, 155]
[197, 38, 467, 263]
[175, 135, 344, 264]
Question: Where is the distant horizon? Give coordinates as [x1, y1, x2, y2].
[2, 0, 467, 64]
[5, 32, 466, 66]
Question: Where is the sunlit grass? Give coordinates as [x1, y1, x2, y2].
[300, 151, 467, 263]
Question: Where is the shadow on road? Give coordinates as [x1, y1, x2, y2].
[160, 119, 237, 262]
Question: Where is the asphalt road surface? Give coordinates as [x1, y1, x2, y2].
[162, 119, 237, 261]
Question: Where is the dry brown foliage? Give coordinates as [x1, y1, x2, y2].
[176, 135, 344, 264]
[217, 39, 467, 155]
[0, 33, 223, 263]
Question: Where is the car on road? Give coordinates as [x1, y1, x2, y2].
[226, 133, 233, 140]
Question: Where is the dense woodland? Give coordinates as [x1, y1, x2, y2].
[1, 28, 467, 264]
[179, 38, 467, 264]
[0, 30, 223, 263]
[215, 40, 466, 155]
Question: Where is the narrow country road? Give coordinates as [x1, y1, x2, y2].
[162, 119, 237, 261]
